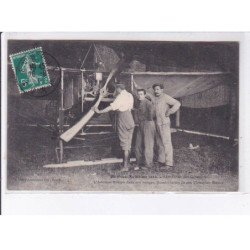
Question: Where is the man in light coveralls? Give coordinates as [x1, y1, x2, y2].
[152, 83, 181, 169]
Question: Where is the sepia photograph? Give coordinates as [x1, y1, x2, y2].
[4, 35, 239, 192]
[1, 2, 250, 248]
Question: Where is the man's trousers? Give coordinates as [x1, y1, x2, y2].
[135, 121, 156, 167]
[155, 121, 173, 166]
[117, 110, 135, 151]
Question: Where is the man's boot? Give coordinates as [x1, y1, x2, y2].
[120, 150, 130, 172]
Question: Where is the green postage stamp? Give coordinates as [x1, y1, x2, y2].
[10, 47, 50, 93]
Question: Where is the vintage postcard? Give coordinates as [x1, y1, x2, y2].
[2, 33, 240, 192]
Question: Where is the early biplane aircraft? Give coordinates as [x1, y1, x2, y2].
[8, 41, 238, 164]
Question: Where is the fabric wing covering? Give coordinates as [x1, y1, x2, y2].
[133, 73, 233, 108]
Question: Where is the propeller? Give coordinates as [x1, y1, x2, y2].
[60, 57, 126, 142]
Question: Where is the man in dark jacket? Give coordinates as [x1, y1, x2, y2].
[134, 89, 156, 169]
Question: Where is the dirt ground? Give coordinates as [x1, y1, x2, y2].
[6, 126, 238, 192]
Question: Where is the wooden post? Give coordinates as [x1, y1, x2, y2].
[59, 70, 65, 163]
[81, 71, 84, 112]
[176, 108, 180, 127]
[131, 74, 134, 92]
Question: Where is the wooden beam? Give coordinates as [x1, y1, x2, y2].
[44, 65, 232, 76]
[128, 71, 230, 76]
[25, 123, 113, 128]
[176, 128, 238, 141]
[79, 131, 114, 136]
[9, 62, 231, 76]
[84, 97, 114, 102]
[44, 158, 136, 168]
[86, 124, 113, 127]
